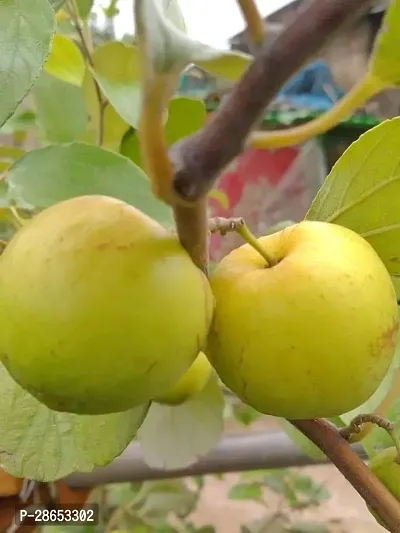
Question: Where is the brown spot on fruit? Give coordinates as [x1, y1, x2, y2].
[371, 321, 399, 359]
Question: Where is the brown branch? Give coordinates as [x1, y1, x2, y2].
[174, 199, 209, 274]
[170, 0, 370, 204]
[290, 419, 400, 532]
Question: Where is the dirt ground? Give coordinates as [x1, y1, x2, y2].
[190, 417, 387, 533]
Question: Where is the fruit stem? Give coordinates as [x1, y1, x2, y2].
[209, 216, 278, 268]
[236, 222, 278, 268]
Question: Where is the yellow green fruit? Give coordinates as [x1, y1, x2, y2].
[0, 195, 214, 415]
[207, 220, 398, 419]
[154, 351, 213, 405]
[368, 447, 400, 530]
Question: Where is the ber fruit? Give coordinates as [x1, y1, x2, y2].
[154, 351, 213, 405]
[207, 220, 398, 419]
[0, 195, 214, 415]
[368, 447, 400, 530]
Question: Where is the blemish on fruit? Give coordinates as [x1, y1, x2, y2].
[371, 321, 399, 359]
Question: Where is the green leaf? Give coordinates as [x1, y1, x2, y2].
[44, 33, 85, 86]
[368, 0, 400, 86]
[91, 42, 141, 128]
[0, 0, 55, 128]
[81, 68, 130, 151]
[306, 117, 400, 296]
[139, 480, 197, 519]
[32, 71, 88, 143]
[0, 109, 37, 135]
[228, 482, 262, 501]
[120, 97, 206, 169]
[165, 97, 206, 145]
[76, 0, 94, 19]
[120, 128, 143, 168]
[0, 364, 149, 481]
[278, 419, 326, 461]
[4, 143, 173, 227]
[134, 0, 251, 81]
[137, 375, 224, 469]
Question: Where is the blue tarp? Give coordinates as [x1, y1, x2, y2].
[275, 59, 345, 111]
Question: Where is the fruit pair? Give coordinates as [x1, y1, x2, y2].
[0, 195, 398, 419]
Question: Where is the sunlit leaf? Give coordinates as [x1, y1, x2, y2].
[91, 42, 141, 128]
[81, 68, 130, 151]
[368, 0, 400, 86]
[134, 0, 251, 81]
[32, 71, 87, 143]
[44, 33, 85, 86]
[306, 117, 400, 297]
[0, 0, 55, 128]
[137, 375, 224, 469]
[195, 53, 252, 83]
[0, 364, 149, 481]
[4, 143, 173, 227]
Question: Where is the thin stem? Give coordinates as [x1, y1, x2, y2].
[340, 414, 400, 463]
[208, 216, 278, 267]
[291, 419, 400, 532]
[346, 369, 400, 444]
[236, 222, 278, 267]
[250, 74, 382, 149]
[237, 0, 266, 47]
[208, 216, 245, 235]
[138, 76, 175, 205]
[67, 0, 105, 146]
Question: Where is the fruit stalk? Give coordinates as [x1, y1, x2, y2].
[209, 216, 278, 267]
[291, 418, 400, 531]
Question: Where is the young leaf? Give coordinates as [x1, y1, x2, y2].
[4, 143, 173, 227]
[90, 42, 142, 128]
[134, 0, 251, 81]
[137, 375, 224, 470]
[32, 71, 88, 143]
[228, 482, 263, 501]
[0, 0, 55, 128]
[368, 0, 400, 87]
[306, 117, 400, 296]
[44, 33, 85, 86]
[0, 364, 149, 481]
